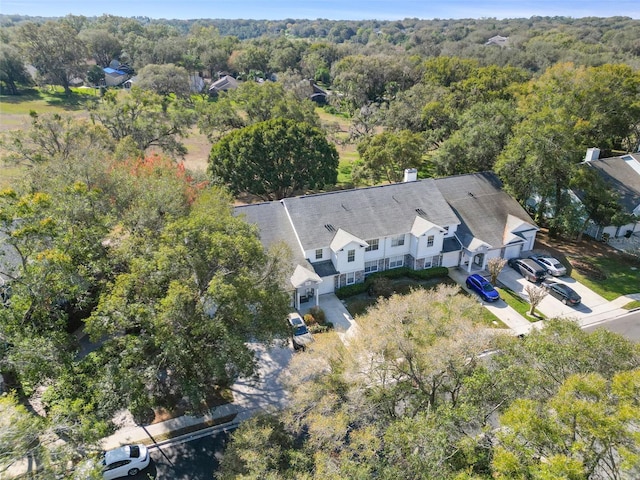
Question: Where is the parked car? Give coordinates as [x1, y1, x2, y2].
[529, 254, 567, 276]
[542, 280, 581, 306]
[102, 444, 150, 479]
[465, 273, 500, 302]
[288, 312, 314, 351]
[507, 258, 547, 282]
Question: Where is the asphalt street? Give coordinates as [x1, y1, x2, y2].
[584, 309, 640, 342]
[114, 430, 231, 480]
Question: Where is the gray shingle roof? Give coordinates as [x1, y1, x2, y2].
[282, 179, 460, 251]
[435, 172, 536, 249]
[234, 201, 305, 265]
[586, 154, 640, 214]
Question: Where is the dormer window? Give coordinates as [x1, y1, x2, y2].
[315, 249, 323, 260]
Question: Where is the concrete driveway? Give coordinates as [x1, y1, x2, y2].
[300, 293, 360, 344]
[498, 266, 610, 321]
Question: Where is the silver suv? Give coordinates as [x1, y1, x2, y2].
[508, 258, 546, 283]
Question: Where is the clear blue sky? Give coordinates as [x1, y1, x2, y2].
[3, 0, 639, 20]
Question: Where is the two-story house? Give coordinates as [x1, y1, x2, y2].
[235, 172, 538, 309]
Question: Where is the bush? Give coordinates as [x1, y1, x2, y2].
[367, 276, 393, 298]
[308, 306, 326, 324]
[303, 313, 316, 325]
[336, 283, 367, 299]
[405, 266, 449, 280]
[309, 323, 332, 334]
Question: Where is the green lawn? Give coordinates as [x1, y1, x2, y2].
[342, 277, 506, 328]
[622, 300, 640, 310]
[568, 255, 640, 301]
[496, 286, 544, 321]
[0, 87, 96, 115]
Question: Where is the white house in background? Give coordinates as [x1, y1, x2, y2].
[235, 172, 538, 308]
[580, 148, 640, 240]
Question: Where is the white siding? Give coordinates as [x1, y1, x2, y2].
[333, 241, 366, 272]
[318, 277, 335, 294]
[442, 251, 460, 267]
[504, 244, 521, 259]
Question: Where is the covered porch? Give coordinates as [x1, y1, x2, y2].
[291, 264, 322, 311]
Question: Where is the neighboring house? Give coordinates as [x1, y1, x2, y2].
[208, 75, 239, 95]
[581, 148, 640, 239]
[309, 81, 328, 104]
[485, 35, 508, 46]
[123, 76, 138, 89]
[236, 171, 538, 308]
[103, 67, 129, 87]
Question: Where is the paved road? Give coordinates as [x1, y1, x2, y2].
[120, 430, 231, 480]
[584, 310, 640, 342]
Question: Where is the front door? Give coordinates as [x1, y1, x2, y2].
[473, 253, 484, 269]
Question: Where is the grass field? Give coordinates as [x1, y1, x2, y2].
[1, 91, 360, 187]
[569, 255, 640, 301]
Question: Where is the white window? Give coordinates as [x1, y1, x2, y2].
[365, 238, 379, 251]
[424, 255, 441, 269]
[346, 272, 355, 285]
[427, 235, 434, 247]
[347, 249, 355, 262]
[315, 249, 323, 260]
[389, 255, 404, 269]
[391, 234, 405, 247]
[364, 260, 378, 274]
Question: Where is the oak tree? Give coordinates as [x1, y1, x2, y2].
[209, 118, 338, 200]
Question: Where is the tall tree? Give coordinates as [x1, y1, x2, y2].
[88, 87, 195, 157]
[0, 112, 113, 167]
[80, 28, 122, 68]
[208, 118, 338, 200]
[18, 21, 87, 94]
[354, 130, 425, 184]
[493, 370, 640, 479]
[135, 63, 191, 99]
[570, 166, 636, 241]
[197, 81, 320, 143]
[0, 43, 32, 95]
[86, 188, 291, 413]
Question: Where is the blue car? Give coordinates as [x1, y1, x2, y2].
[465, 274, 500, 302]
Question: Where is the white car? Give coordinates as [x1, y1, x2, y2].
[287, 312, 314, 350]
[102, 444, 150, 479]
[529, 255, 567, 276]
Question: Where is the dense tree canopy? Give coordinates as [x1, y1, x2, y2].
[217, 293, 640, 479]
[135, 63, 191, 98]
[88, 87, 196, 157]
[17, 21, 87, 94]
[208, 118, 339, 200]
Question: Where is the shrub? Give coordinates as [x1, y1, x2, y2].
[309, 324, 331, 334]
[336, 283, 367, 299]
[303, 313, 316, 325]
[405, 266, 449, 280]
[308, 306, 326, 324]
[367, 276, 393, 298]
